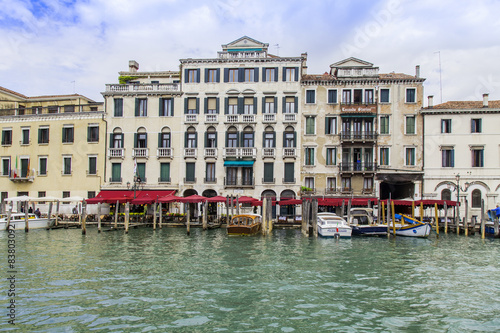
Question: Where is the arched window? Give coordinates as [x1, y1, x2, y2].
[159, 127, 171, 148]
[441, 189, 451, 201]
[472, 189, 482, 208]
[226, 126, 238, 147]
[242, 126, 254, 148]
[263, 126, 275, 148]
[283, 126, 296, 148]
[185, 126, 197, 148]
[205, 126, 217, 148]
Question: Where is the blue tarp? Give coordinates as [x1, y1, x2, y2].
[223, 160, 255, 167]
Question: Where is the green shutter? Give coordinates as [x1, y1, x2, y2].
[159, 98, 164, 116]
[184, 98, 188, 114]
[204, 68, 209, 83]
[215, 97, 220, 114]
[254, 67, 259, 82]
[282, 67, 286, 82]
[224, 97, 229, 114]
[196, 97, 200, 114]
[253, 97, 257, 114]
[135, 98, 139, 116]
[294, 67, 299, 81]
[134, 133, 138, 148]
[224, 68, 229, 82]
[282, 97, 286, 113]
[194, 132, 198, 148]
[204, 97, 208, 114]
[184, 132, 188, 148]
[158, 133, 162, 147]
[237, 97, 244, 114]
[294, 97, 298, 113]
[272, 131, 276, 147]
[262, 97, 266, 114]
[38, 128, 42, 144]
[262, 68, 266, 82]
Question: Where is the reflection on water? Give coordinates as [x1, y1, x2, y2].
[1, 228, 499, 332]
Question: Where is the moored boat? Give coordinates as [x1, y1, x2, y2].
[348, 208, 387, 236]
[0, 213, 55, 230]
[389, 214, 431, 238]
[317, 212, 352, 238]
[227, 214, 262, 236]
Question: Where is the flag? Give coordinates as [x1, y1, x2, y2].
[26, 158, 30, 177]
[133, 159, 137, 176]
[13, 156, 18, 178]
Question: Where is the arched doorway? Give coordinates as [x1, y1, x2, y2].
[280, 190, 296, 217]
[183, 189, 198, 218]
[261, 189, 277, 218]
[202, 189, 218, 216]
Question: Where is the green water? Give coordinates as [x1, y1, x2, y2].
[1, 228, 499, 332]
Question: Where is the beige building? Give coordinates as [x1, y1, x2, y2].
[0, 86, 105, 211]
[301, 58, 425, 199]
[422, 94, 500, 219]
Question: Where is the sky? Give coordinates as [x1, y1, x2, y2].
[1, 0, 500, 104]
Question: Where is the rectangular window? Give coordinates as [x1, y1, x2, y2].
[38, 191, 46, 201]
[264, 97, 275, 114]
[364, 177, 374, 191]
[112, 133, 123, 148]
[305, 147, 315, 166]
[380, 116, 389, 134]
[380, 147, 390, 166]
[87, 125, 99, 143]
[160, 162, 170, 182]
[325, 117, 337, 134]
[284, 67, 297, 82]
[326, 148, 336, 165]
[88, 156, 97, 175]
[264, 68, 276, 82]
[264, 132, 275, 148]
[111, 163, 121, 182]
[186, 162, 195, 182]
[114, 98, 123, 117]
[1, 129, 12, 145]
[1, 158, 10, 176]
[136, 133, 147, 148]
[160, 98, 173, 116]
[48, 106, 58, 114]
[263, 162, 274, 183]
[21, 128, 30, 145]
[206, 97, 217, 114]
[305, 177, 314, 190]
[187, 69, 199, 83]
[244, 68, 255, 82]
[20, 157, 29, 177]
[406, 88, 416, 103]
[284, 97, 296, 113]
[341, 177, 351, 191]
[227, 98, 238, 115]
[472, 149, 484, 167]
[62, 126, 74, 143]
[380, 89, 390, 103]
[64, 105, 75, 113]
[205, 163, 216, 182]
[207, 69, 219, 83]
[63, 156, 72, 175]
[228, 69, 238, 82]
[342, 90, 352, 104]
[442, 148, 454, 167]
[306, 117, 315, 135]
[87, 191, 96, 199]
[405, 147, 416, 166]
[284, 163, 294, 183]
[365, 89, 374, 104]
[327, 89, 338, 104]
[39, 157, 47, 176]
[284, 132, 295, 148]
[38, 127, 49, 144]
[227, 132, 238, 147]
[186, 133, 196, 148]
[206, 132, 216, 148]
[471, 119, 482, 133]
[327, 177, 336, 191]
[441, 119, 452, 133]
[62, 191, 70, 200]
[242, 132, 254, 148]
[136, 98, 147, 117]
[243, 97, 254, 114]
[186, 97, 198, 114]
[306, 90, 316, 104]
[405, 116, 416, 134]
[137, 162, 146, 182]
[160, 133, 171, 148]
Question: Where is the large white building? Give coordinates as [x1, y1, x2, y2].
[422, 94, 500, 218]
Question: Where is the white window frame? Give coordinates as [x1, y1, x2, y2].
[405, 115, 416, 135]
[405, 88, 417, 103]
[88, 154, 98, 175]
[38, 156, 48, 176]
[305, 89, 316, 104]
[405, 146, 416, 166]
[379, 88, 390, 103]
[379, 147, 390, 166]
[379, 115, 390, 135]
[327, 89, 338, 104]
[62, 155, 72, 175]
[1, 157, 10, 176]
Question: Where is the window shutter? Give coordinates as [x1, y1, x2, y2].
[253, 97, 257, 114]
[87, 126, 91, 141]
[225, 133, 228, 147]
[144, 133, 148, 148]
[254, 67, 259, 82]
[294, 67, 299, 81]
[184, 132, 188, 148]
[196, 98, 200, 114]
[224, 68, 229, 82]
[134, 133, 138, 148]
[262, 97, 266, 114]
[214, 132, 218, 147]
[236, 131, 240, 147]
[262, 132, 266, 148]
[159, 98, 163, 116]
[262, 68, 266, 82]
[204, 132, 208, 148]
[237, 97, 244, 114]
[282, 67, 286, 81]
[109, 134, 113, 148]
[215, 97, 220, 114]
[274, 97, 278, 113]
[451, 150, 454, 167]
[204, 68, 209, 83]
[184, 98, 188, 114]
[224, 97, 229, 114]
[282, 132, 286, 147]
[204, 98, 208, 114]
[325, 118, 329, 134]
[274, 67, 278, 82]
[158, 133, 162, 147]
[282, 96, 286, 113]
[38, 128, 42, 144]
[194, 132, 198, 148]
[272, 131, 276, 147]
[294, 97, 298, 113]
[184, 69, 189, 83]
[238, 68, 244, 82]
[216, 68, 220, 83]
[293, 131, 297, 147]
[135, 98, 139, 116]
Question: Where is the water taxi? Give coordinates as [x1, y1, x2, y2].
[0, 213, 55, 230]
[348, 208, 387, 236]
[227, 214, 262, 236]
[317, 212, 352, 238]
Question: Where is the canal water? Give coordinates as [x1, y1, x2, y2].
[1, 228, 499, 332]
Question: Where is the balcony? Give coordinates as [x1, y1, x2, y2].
[204, 148, 217, 158]
[205, 114, 218, 123]
[104, 83, 180, 94]
[283, 113, 297, 123]
[340, 131, 376, 142]
[133, 148, 149, 158]
[184, 148, 197, 158]
[224, 114, 256, 124]
[108, 148, 125, 159]
[224, 177, 255, 188]
[262, 114, 276, 123]
[325, 187, 339, 195]
[339, 162, 375, 173]
[157, 148, 173, 158]
[283, 148, 297, 158]
[223, 148, 257, 159]
[262, 148, 275, 158]
[185, 114, 198, 123]
[9, 169, 34, 182]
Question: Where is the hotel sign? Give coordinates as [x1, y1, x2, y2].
[341, 105, 376, 113]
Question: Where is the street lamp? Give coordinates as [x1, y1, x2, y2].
[455, 173, 470, 224]
[126, 176, 142, 199]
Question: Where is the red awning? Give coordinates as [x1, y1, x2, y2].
[178, 194, 207, 203]
[350, 198, 378, 206]
[380, 199, 414, 206]
[205, 196, 228, 203]
[279, 199, 302, 205]
[237, 196, 258, 204]
[85, 190, 134, 204]
[130, 190, 176, 205]
[158, 195, 181, 203]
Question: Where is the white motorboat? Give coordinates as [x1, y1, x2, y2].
[389, 214, 431, 238]
[0, 213, 55, 230]
[349, 208, 387, 236]
[317, 212, 352, 238]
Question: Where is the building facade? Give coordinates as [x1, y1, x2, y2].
[0, 86, 105, 211]
[301, 58, 425, 200]
[422, 94, 500, 218]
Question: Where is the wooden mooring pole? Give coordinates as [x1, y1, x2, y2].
[125, 202, 130, 234]
[24, 201, 29, 233]
[202, 201, 208, 231]
[444, 202, 448, 234]
[186, 203, 191, 236]
[97, 202, 102, 233]
[464, 199, 469, 236]
[312, 198, 318, 238]
[114, 200, 119, 229]
[81, 201, 87, 235]
[391, 200, 396, 237]
[481, 199, 485, 239]
[434, 203, 439, 237]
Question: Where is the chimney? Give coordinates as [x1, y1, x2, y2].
[129, 60, 139, 73]
[428, 95, 434, 108]
[483, 93, 489, 107]
[415, 65, 420, 78]
[301, 53, 308, 75]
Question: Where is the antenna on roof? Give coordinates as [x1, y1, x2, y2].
[434, 51, 443, 104]
[274, 44, 280, 56]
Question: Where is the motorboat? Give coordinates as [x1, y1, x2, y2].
[227, 214, 262, 236]
[317, 212, 352, 238]
[348, 208, 387, 236]
[0, 213, 55, 230]
[389, 214, 431, 238]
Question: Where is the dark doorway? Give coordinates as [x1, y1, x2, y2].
[379, 182, 414, 200]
